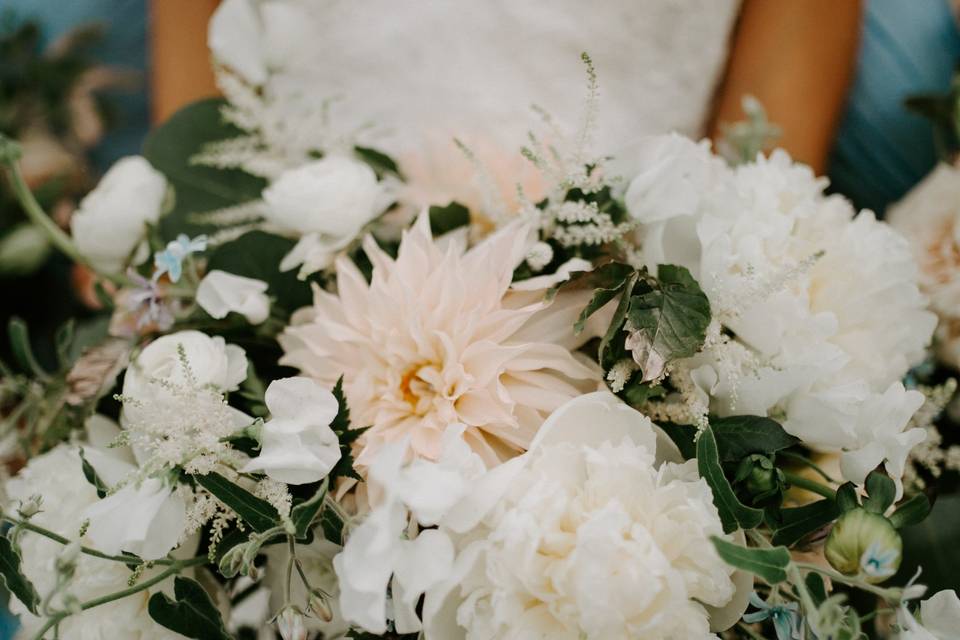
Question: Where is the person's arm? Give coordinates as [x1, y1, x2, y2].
[149, 0, 220, 124]
[710, 0, 863, 173]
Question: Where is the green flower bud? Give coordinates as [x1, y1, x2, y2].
[17, 494, 43, 519]
[308, 589, 334, 622]
[734, 454, 784, 505]
[218, 544, 246, 578]
[825, 508, 902, 583]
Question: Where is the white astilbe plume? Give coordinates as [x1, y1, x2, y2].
[902, 379, 960, 490]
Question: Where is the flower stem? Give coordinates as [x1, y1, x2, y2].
[779, 451, 839, 484]
[794, 562, 903, 602]
[29, 555, 206, 640]
[3, 515, 178, 566]
[783, 472, 836, 500]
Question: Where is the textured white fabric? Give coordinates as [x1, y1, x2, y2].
[258, 0, 741, 158]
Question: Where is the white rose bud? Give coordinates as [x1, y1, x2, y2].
[70, 156, 168, 273]
[242, 377, 341, 485]
[82, 478, 187, 560]
[262, 156, 384, 276]
[196, 270, 271, 324]
[276, 606, 308, 640]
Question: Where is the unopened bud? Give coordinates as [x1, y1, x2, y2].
[56, 540, 82, 576]
[308, 589, 334, 622]
[825, 508, 902, 583]
[276, 606, 307, 640]
[218, 544, 246, 578]
[18, 494, 43, 519]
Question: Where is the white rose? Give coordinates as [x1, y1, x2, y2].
[197, 270, 271, 324]
[70, 156, 168, 273]
[83, 478, 187, 560]
[122, 330, 247, 433]
[242, 377, 341, 484]
[262, 156, 384, 275]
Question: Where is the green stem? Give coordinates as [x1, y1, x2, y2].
[2, 161, 131, 288]
[3, 516, 178, 567]
[779, 451, 839, 484]
[284, 536, 295, 605]
[794, 562, 903, 602]
[29, 556, 206, 640]
[784, 472, 836, 500]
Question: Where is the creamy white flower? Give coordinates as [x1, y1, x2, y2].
[262, 156, 385, 276]
[898, 590, 960, 639]
[424, 392, 746, 640]
[618, 139, 936, 488]
[196, 269, 271, 324]
[889, 163, 960, 368]
[70, 156, 168, 272]
[5, 446, 185, 639]
[242, 377, 341, 484]
[208, 0, 268, 85]
[280, 213, 598, 467]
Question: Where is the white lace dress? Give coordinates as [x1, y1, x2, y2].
[217, 0, 741, 203]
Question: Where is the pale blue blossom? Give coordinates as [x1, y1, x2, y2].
[153, 234, 208, 283]
[860, 541, 900, 581]
[743, 592, 801, 640]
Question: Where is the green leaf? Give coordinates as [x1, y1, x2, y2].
[573, 262, 636, 335]
[8, 317, 47, 377]
[771, 499, 840, 546]
[327, 376, 367, 482]
[319, 504, 346, 546]
[290, 478, 329, 539]
[862, 471, 896, 514]
[836, 482, 859, 513]
[889, 493, 932, 529]
[710, 415, 799, 462]
[54, 319, 75, 369]
[148, 576, 232, 640]
[896, 494, 960, 593]
[805, 572, 827, 605]
[354, 145, 402, 179]
[142, 98, 267, 241]
[697, 425, 763, 533]
[428, 202, 470, 236]
[626, 264, 710, 380]
[710, 536, 791, 584]
[658, 421, 697, 460]
[0, 536, 40, 614]
[194, 472, 279, 533]
[78, 448, 108, 499]
[206, 230, 314, 312]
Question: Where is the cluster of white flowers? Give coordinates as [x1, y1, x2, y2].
[615, 134, 937, 492]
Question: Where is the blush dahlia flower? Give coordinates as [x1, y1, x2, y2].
[280, 214, 599, 466]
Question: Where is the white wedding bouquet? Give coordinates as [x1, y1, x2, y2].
[0, 2, 957, 639]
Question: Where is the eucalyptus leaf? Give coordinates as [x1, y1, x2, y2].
[625, 264, 710, 381]
[710, 536, 791, 584]
[194, 472, 279, 533]
[148, 576, 233, 640]
[0, 536, 40, 614]
[697, 425, 763, 533]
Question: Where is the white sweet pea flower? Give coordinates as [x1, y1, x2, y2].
[196, 270, 271, 324]
[242, 377, 341, 485]
[70, 156, 168, 273]
[83, 478, 186, 560]
[898, 590, 960, 639]
[262, 155, 385, 276]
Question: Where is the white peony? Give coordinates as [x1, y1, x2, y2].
[888, 162, 960, 368]
[70, 156, 168, 273]
[280, 213, 598, 468]
[5, 445, 186, 639]
[196, 269, 271, 324]
[242, 377, 341, 484]
[425, 393, 746, 640]
[262, 155, 386, 276]
[617, 137, 935, 489]
[898, 590, 960, 639]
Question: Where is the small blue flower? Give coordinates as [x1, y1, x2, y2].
[860, 541, 899, 580]
[743, 592, 802, 640]
[153, 234, 207, 283]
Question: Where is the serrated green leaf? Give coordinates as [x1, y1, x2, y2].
[711, 536, 791, 584]
[598, 272, 639, 368]
[710, 415, 799, 462]
[889, 493, 932, 529]
[290, 478, 329, 539]
[320, 505, 346, 546]
[573, 262, 636, 335]
[327, 376, 367, 482]
[428, 202, 470, 236]
[0, 536, 40, 614]
[697, 425, 763, 533]
[148, 576, 232, 640]
[862, 471, 896, 514]
[78, 447, 108, 499]
[771, 499, 840, 546]
[625, 264, 710, 380]
[194, 472, 279, 533]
